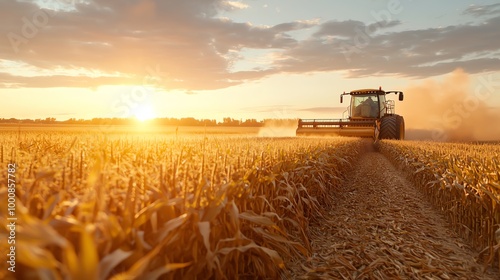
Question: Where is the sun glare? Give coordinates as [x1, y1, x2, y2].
[133, 104, 155, 121]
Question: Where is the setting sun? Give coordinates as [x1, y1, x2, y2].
[133, 104, 155, 121]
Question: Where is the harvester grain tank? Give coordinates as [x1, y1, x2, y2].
[296, 88, 405, 140]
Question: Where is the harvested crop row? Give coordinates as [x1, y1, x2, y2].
[0, 131, 363, 279]
[378, 140, 500, 269]
[289, 150, 497, 280]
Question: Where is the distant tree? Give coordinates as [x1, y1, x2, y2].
[221, 117, 240, 126]
[241, 119, 263, 127]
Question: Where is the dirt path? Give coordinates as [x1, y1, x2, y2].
[287, 149, 498, 279]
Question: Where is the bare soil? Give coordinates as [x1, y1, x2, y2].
[287, 147, 498, 279]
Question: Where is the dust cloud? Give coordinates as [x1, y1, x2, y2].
[398, 69, 500, 142]
[258, 119, 298, 137]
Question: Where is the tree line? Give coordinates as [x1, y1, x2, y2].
[0, 117, 296, 127]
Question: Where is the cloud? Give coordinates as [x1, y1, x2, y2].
[242, 105, 295, 113]
[0, 71, 133, 88]
[313, 19, 401, 38]
[297, 107, 346, 114]
[0, 0, 499, 91]
[0, 0, 304, 90]
[220, 1, 249, 11]
[463, 3, 500, 17]
[276, 16, 500, 78]
[241, 105, 347, 119]
[271, 20, 319, 33]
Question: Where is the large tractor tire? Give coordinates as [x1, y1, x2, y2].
[379, 115, 405, 140]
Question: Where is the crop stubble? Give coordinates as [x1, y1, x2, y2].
[289, 147, 498, 279]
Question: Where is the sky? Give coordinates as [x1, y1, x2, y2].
[0, 0, 499, 123]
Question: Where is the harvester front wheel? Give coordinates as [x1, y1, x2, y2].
[379, 115, 405, 140]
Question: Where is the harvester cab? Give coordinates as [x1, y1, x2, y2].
[296, 88, 405, 140]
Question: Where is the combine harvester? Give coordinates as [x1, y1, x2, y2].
[296, 88, 405, 140]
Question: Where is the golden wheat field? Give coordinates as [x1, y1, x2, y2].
[0, 126, 499, 279]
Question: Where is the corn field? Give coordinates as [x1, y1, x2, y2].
[378, 140, 500, 269]
[0, 130, 362, 279]
[1, 128, 499, 279]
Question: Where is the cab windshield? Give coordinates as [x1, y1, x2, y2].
[351, 94, 379, 118]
